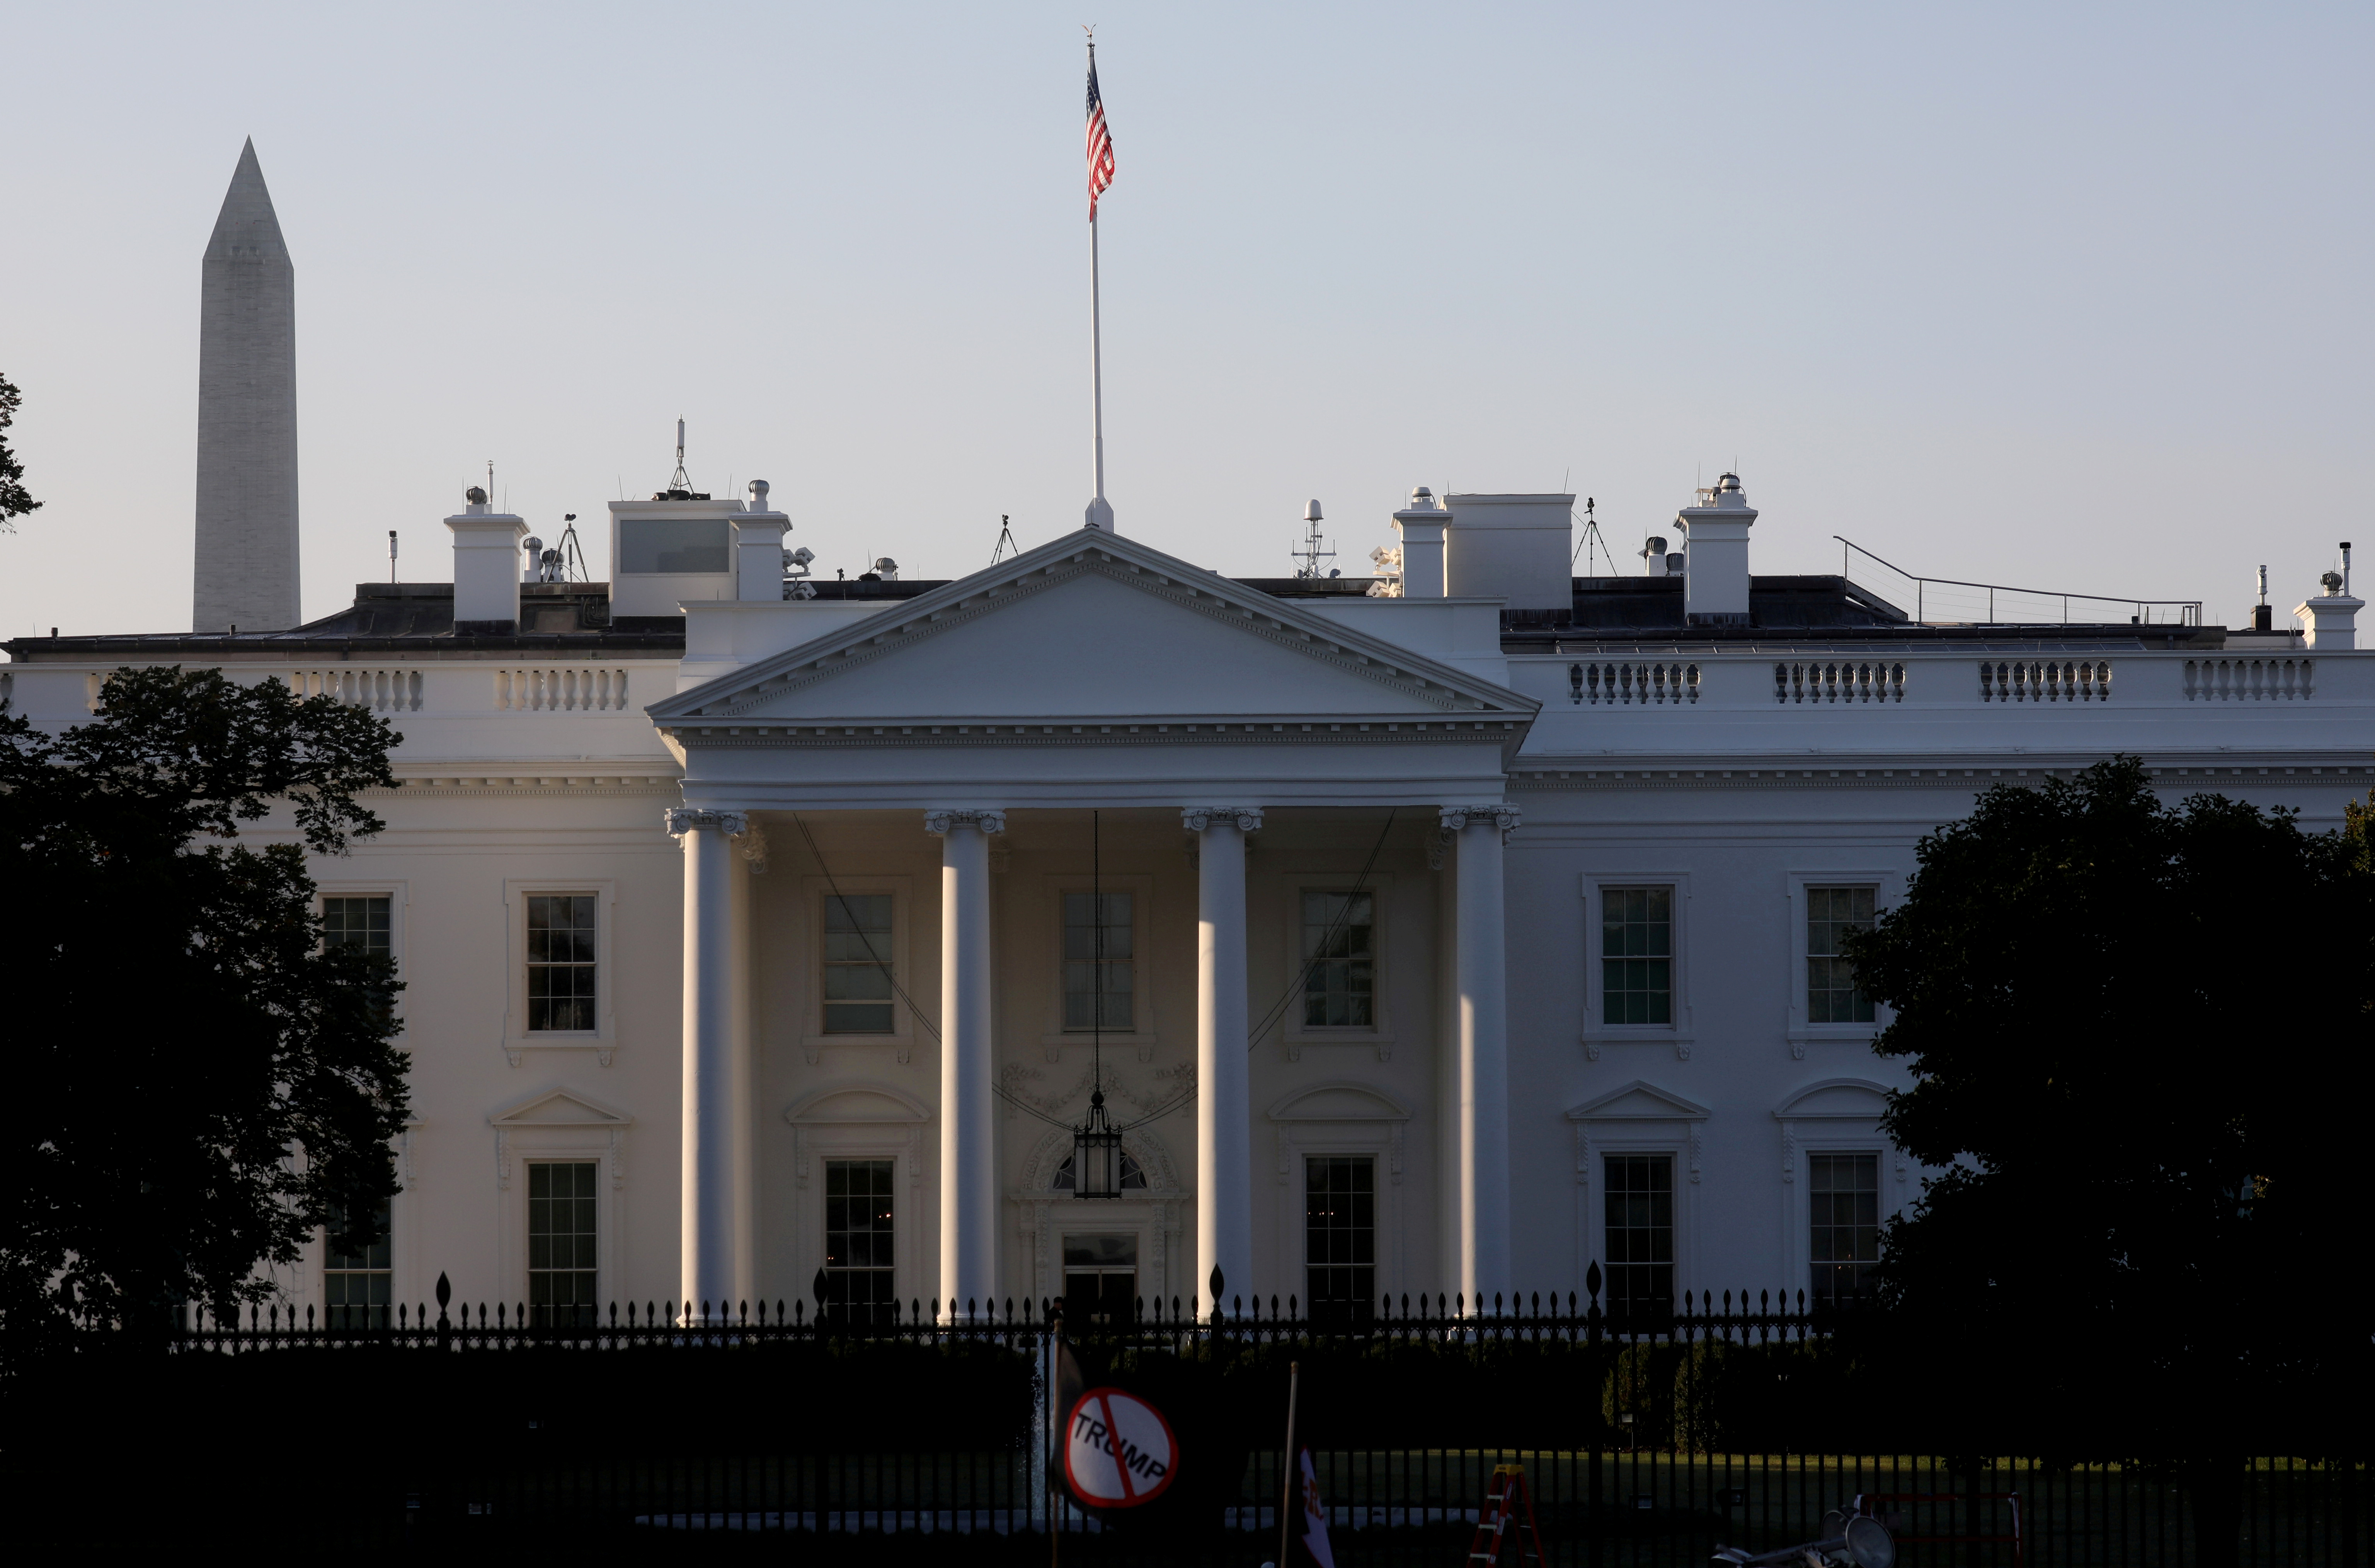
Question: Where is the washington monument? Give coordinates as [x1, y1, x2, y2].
[193, 138, 299, 633]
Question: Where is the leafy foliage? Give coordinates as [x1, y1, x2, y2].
[0, 370, 38, 529]
[0, 667, 410, 1353]
[1845, 757, 2373, 1459]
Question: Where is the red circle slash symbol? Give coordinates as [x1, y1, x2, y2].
[1062, 1386, 1179, 1508]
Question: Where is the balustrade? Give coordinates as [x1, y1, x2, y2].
[1977, 660, 2111, 703]
[1772, 661, 1907, 705]
[1569, 661, 1700, 705]
[287, 669, 424, 712]
[495, 667, 633, 711]
[2183, 658, 2312, 701]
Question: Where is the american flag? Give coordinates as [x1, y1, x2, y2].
[1086, 44, 1116, 220]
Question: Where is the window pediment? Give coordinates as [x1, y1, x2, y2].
[1771, 1078, 1894, 1120]
[1564, 1080, 1711, 1122]
[487, 1086, 633, 1127]
[785, 1081, 932, 1125]
[1267, 1081, 1412, 1122]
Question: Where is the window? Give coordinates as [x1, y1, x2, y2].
[1062, 892, 1133, 1031]
[323, 895, 391, 956]
[1809, 1153, 1881, 1305]
[617, 518, 731, 574]
[1301, 892, 1375, 1028]
[526, 895, 598, 1032]
[527, 1161, 598, 1322]
[1305, 1156, 1376, 1319]
[823, 1159, 895, 1321]
[324, 1199, 391, 1330]
[1062, 1234, 1137, 1327]
[1806, 886, 1877, 1024]
[1603, 1154, 1674, 1323]
[325, 893, 397, 1028]
[1053, 1148, 1146, 1190]
[822, 894, 896, 1034]
[1600, 887, 1672, 1025]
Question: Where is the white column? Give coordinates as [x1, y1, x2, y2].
[1185, 806, 1260, 1318]
[1445, 805, 1519, 1313]
[928, 809, 1004, 1319]
[667, 806, 748, 1321]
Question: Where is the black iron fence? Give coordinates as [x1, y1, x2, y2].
[4, 1272, 2361, 1564]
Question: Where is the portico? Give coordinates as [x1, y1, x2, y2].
[646, 528, 1540, 1318]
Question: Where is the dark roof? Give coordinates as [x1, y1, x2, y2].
[5, 570, 2224, 665]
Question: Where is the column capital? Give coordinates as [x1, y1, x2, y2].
[1182, 806, 1263, 834]
[1440, 804, 1520, 838]
[924, 808, 1007, 837]
[666, 807, 749, 839]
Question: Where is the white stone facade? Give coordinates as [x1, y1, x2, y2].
[10, 485, 2370, 1323]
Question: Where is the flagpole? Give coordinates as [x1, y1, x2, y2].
[1089, 209, 1108, 527]
[1084, 31, 1115, 532]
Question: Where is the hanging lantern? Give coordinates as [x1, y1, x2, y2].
[1072, 1089, 1124, 1200]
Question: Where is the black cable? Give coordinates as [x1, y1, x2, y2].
[787, 811, 1074, 1132]
[1111, 806, 1402, 1134]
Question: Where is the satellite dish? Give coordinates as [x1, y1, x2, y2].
[1844, 1516, 1896, 1568]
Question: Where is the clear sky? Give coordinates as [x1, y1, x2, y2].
[3, 2, 2368, 637]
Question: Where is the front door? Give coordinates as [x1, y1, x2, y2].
[1062, 1234, 1138, 1328]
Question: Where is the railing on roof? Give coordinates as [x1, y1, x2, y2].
[1835, 536, 2204, 627]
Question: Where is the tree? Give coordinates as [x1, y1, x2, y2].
[1847, 758, 2373, 1561]
[0, 371, 38, 529]
[0, 667, 410, 1354]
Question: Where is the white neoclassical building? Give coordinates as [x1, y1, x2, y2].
[8, 474, 2369, 1324]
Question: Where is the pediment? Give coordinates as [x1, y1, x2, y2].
[1267, 1081, 1412, 1122]
[488, 1086, 633, 1127]
[1564, 1080, 1711, 1122]
[649, 529, 1537, 729]
[785, 1081, 933, 1125]
[1772, 1078, 1895, 1120]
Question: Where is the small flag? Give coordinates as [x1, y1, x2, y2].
[1086, 43, 1117, 219]
[1295, 1447, 1336, 1568]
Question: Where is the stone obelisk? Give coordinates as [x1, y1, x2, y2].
[193, 138, 299, 633]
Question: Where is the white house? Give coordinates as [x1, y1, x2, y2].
[11, 147, 2370, 1328]
[8, 472, 2368, 1326]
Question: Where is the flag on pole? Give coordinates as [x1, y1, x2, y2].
[1086, 43, 1116, 219]
[1295, 1447, 1336, 1568]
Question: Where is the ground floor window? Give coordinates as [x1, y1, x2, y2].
[823, 1158, 896, 1320]
[1062, 1234, 1137, 1328]
[1603, 1154, 1675, 1323]
[1305, 1155, 1376, 1319]
[324, 1199, 391, 1330]
[528, 1161, 598, 1322]
[1809, 1151, 1881, 1304]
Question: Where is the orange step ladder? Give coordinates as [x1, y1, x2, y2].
[1461, 1464, 1549, 1568]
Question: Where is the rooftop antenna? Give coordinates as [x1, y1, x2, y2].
[1292, 499, 1335, 580]
[990, 514, 1020, 566]
[1570, 496, 1612, 576]
[669, 419, 691, 492]
[552, 514, 589, 582]
[487, 460, 495, 503]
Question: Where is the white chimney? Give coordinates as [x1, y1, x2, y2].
[446, 487, 529, 633]
[2296, 544, 2362, 648]
[1441, 492, 1576, 610]
[735, 480, 790, 601]
[1393, 487, 1448, 598]
[1677, 472, 1756, 627]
